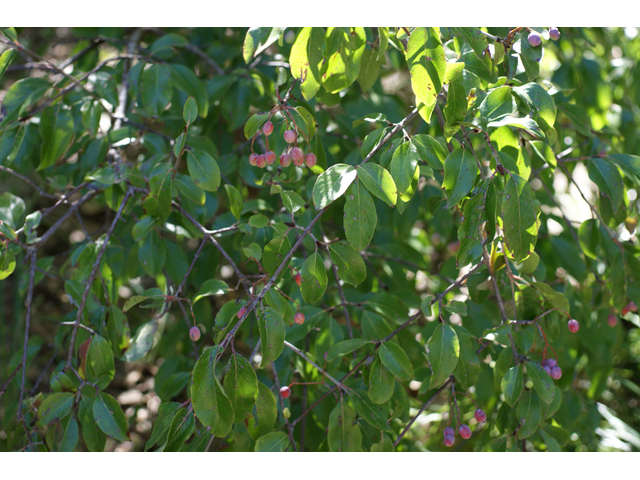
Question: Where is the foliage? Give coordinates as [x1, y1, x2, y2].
[1, 26, 640, 453]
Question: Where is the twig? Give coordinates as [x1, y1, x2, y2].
[0, 165, 57, 199]
[0, 360, 24, 397]
[284, 341, 349, 392]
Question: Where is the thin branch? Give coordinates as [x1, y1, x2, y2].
[359, 108, 420, 165]
[0, 165, 57, 199]
[113, 28, 143, 131]
[284, 341, 348, 392]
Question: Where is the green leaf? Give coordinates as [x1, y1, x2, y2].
[457, 28, 492, 69]
[452, 326, 481, 389]
[122, 319, 158, 362]
[588, 157, 623, 211]
[38, 105, 74, 170]
[406, 27, 446, 123]
[357, 47, 384, 93]
[379, 342, 414, 381]
[558, 104, 592, 137]
[183, 96, 198, 124]
[326, 339, 370, 362]
[187, 150, 221, 192]
[164, 407, 194, 451]
[502, 173, 539, 263]
[79, 396, 106, 452]
[321, 27, 366, 94]
[243, 27, 285, 63]
[225, 184, 244, 220]
[145, 402, 181, 451]
[0, 193, 25, 230]
[223, 353, 258, 423]
[577, 219, 601, 260]
[262, 234, 291, 278]
[138, 230, 167, 277]
[443, 80, 468, 138]
[38, 392, 75, 426]
[243, 112, 270, 139]
[257, 307, 286, 366]
[357, 163, 397, 206]
[247, 381, 277, 440]
[516, 390, 541, 439]
[281, 190, 305, 214]
[527, 363, 556, 404]
[242, 243, 262, 261]
[501, 364, 523, 406]
[60, 415, 79, 452]
[300, 252, 327, 303]
[513, 83, 556, 130]
[443, 148, 477, 208]
[0, 77, 50, 125]
[0, 48, 16, 81]
[86, 335, 115, 389]
[488, 116, 544, 139]
[312, 164, 357, 210]
[289, 27, 324, 100]
[329, 241, 366, 286]
[411, 134, 447, 170]
[93, 392, 130, 442]
[368, 358, 395, 404]
[328, 402, 362, 452]
[427, 323, 460, 387]
[193, 279, 230, 304]
[390, 141, 420, 197]
[344, 180, 377, 252]
[143, 170, 172, 222]
[23, 211, 41, 245]
[457, 183, 489, 267]
[140, 64, 173, 117]
[0, 250, 16, 280]
[350, 388, 392, 433]
[255, 432, 290, 452]
[479, 86, 515, 121]
[608, 154, 640, 183]
[531, 282, 570, 314]
[132, 216, 158, 242]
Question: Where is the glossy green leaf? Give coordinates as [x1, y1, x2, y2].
[225, 184, 244, 220]
[86, 335, 115, 389]
[516, 390, 541, 439]
[300, 252, 327, 303]
[247, 381, 277, 440]
[193, 279, 230, 304]
[122, 319, 158, 362]
[501, 364, 523, 406]
[357, 163, 397, 206]
[321, 27, 366, 94]
[93, 392, 130, 442]
[368, 358, 395, 404]
[329, 241, 366, 286]
[312, 164, 357, 210]
[289, 27, 324, 100]
[38, 392, 75, 426]
[426, 323, 460, 387]
[326, 339, 370, 362]
[351, 388, 392, 433]
[344, 180, 377, 252]
[140, 64, 173, 117]
[138, 230, 167, 277]
[187, 150, 220, 192]
[328, 402, 362, 452]
[223, 354, 258, 423]
[257, 307, 286, 366]
[255, 431, 290, 452]
[183, 96, 198, 124]
[502, 173, 539, 263]
[443, 148, 477, 208]
[262, 234, 291, 278]
[143, 170, 172, 222]
[588, 157, 623, 211]
[527, 362, 556, 404]
[390, 141, 419, 197]
[379, 342, 414, 381]
[38, 105, 74, 170]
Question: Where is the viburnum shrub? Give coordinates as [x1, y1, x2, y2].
[0, 27, 639, 453]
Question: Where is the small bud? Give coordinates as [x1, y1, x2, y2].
[189, 326, 201, 342]
[295, 273, 301, 287]
[294, 312, 305, 325]
[283, 407, 291, 419]
[280, 386, 291, 399]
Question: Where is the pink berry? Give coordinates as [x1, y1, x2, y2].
[444, 435, 455, 447]
[546, 358, 557, 369]
[238, 307, 247, 319]
[189, 326, 201, 342]
[528, 32, 541, 47]
[294, 312, 305, 325]
[249, 153, 258, 166]
[294, 273, 301, 287]
[474, 409, 486, 423]
[280, 386, 291, 399]
[256, 154, 267, 168]
[549, 28, 561, 41]
[607, 314, 618, 327]
[265, 150, 276, 165]
[444, 427, 454, 436]
[544, 365, 552, 376]
[284, 129, 296, 143]
[629, 302, 638, 313]
[305, 153, 317, 168]
[280, 153, 291, 167]
[568, 319, 579, 333]
[550, 366, 562, 380]
[459, 425, 472, 439]
[291, 147, 304, 166]
[262, 121, 274, 136]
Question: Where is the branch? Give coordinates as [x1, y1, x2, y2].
[359, 107, 420, 165]
[284, 341, 348, 392]
[113, 28, 143, 131]
[0, 165, 57, 199]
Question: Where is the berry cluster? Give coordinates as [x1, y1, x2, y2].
[528, 27, 561, 47]
[249, 121, 316, 170]
[542, 358, 562, 380]
[443, 407, 486, 448]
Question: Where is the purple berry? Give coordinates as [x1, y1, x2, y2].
[189, 326, 201, 341]
[568, 319, 580, 333]
[444, 427, 455, 436]
[305, 153, 317, 168]
[544, 365, 552, 376]
[262, 121, 274, 136]
[284, 129, 296, 143]
[546, 358, 557, 369]
[444, 435, 455, 447]
[474, 409, 486, 423]
[549, 28, 561, 41]
[528, 32, 542, 47]
[551, 366, 562, 380]
[291, 147, 304, 166]
[607, 314, 618, 327]
[459, 425, 472, 439]
[280, 153, 291, 167]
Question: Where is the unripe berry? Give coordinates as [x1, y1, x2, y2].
[294, 312, 305, 325]
[550, 366, 562, 380]
[262, 121, 274, 136]
[189, 326, 201, 342]
[284, 129, 296, 143]
[283, 407, 291, 419]
[256, 154, 267, 168]
[568, 319, 579, 333]
[280, 386, 291, 399]
[295, 273, 301, 287]
[528, 32, 542, 47]
[549, 28, 561, 41]
[607, 314, 618, 327]
[459, 424, 472, 439]
[544, 365, 552, 376]
[238, 307, 247, 319]
[291, 147, 304, 166]
[265, 150, 276, 165]
[444, 427, 455, 436]
[474, 409, 486, 423]
[305, 153, 317, 168]
[280, 153, 291, 167]
[249, 153, 258, 166]
[444, 435, 455, 447]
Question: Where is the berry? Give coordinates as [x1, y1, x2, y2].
[607, 314, 618, 327]
[284, 129, 296, 143]
[528, 32, 542, 47]
[262, 121, 274, 136]
[291, 147, 304, 166]
[249, 153, 258, 166]
[280, 153, 291, 167]
[280, 386, 291, 399]
[295, 273, 301, 287]
[474, 409, 486, 423]
[256, 154, 267, 168]
[305, 153, 317, 168]
[444, 427, 455, 436]
[568, 319, 580, 333]
[238, 307, 247, 319]
[265, 150, 276, 165]
[630, 302, 638, 313]
[546, 358, 557, 368]
[444, 435, 455, 447]
[549, 28, 561, 41]
[459, 425, 472, 439]
[544, 365, 552, 376]
[550, 366, 562, 380]
[294, 312, 305, 325]
[189, 326, 201, 342]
